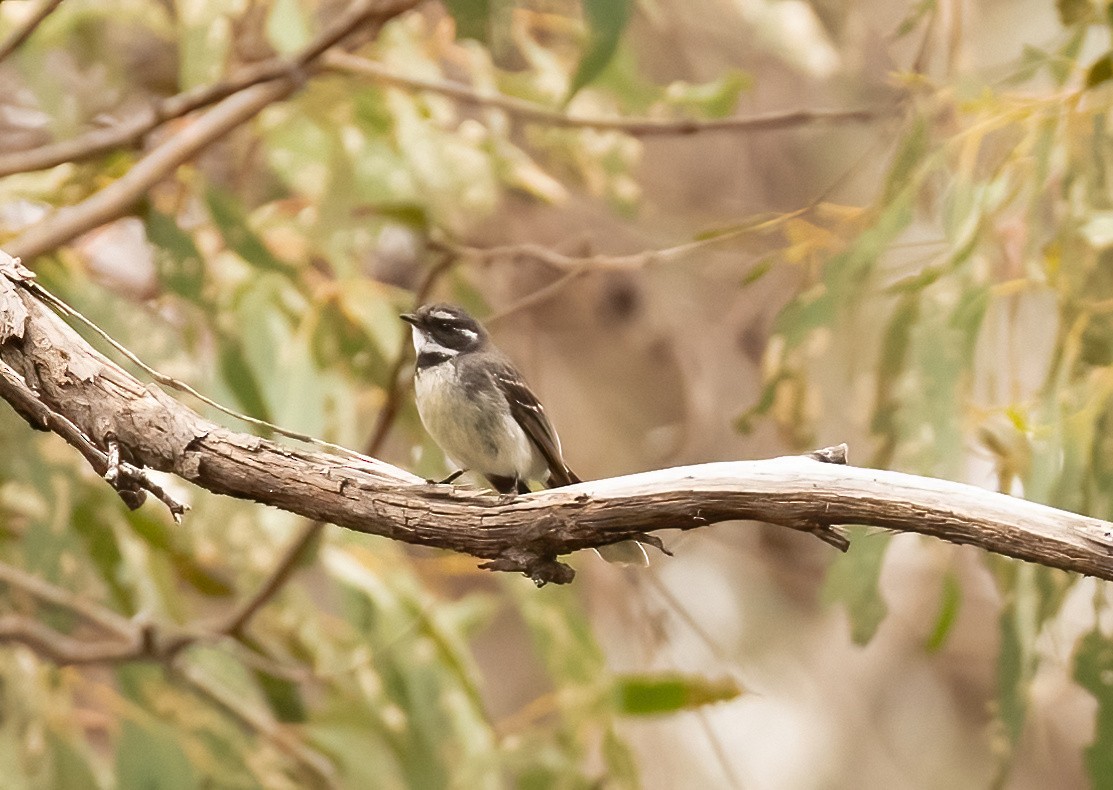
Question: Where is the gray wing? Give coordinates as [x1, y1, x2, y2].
[492, 362, 581, 487]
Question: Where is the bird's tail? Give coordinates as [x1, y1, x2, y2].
[545, 464, 581, 488]
[545, 466, 649, 566]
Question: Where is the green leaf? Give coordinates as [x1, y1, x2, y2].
[566, 0, 631, 101]
[145, 210, 205, 303]
[217, 333, 273, 425]
[664, 70, 752, 118]
[254, 666, 308, 723]
[892, 0, 937, 39]
[995, 561, 1038, 757]
[821, 527, 890, 644]
[512, 581, 605, 687]
[871, 293, 920, 467]
[47, 730, 102, 790]
[205, 188, 293, 275]
[883, 116, 929, 204]
[1087, 53, 1113, 89]
[71, 494, 132, 612]
[734, 368, 790, 435]
[180, 13, 229, 89]
[1057, 0, 1097, 25]
[115, 720, 199, 790]
[442, 0, 491, 42]
[1075, 628, 1113, 786]
[924, 571, 961, 652]
[1052, 28, 1086, 85]
[171, 553, 235, 597]
[601, 727, 640, 785]
[614, 673, 743, 716]
[741, 255, 776, 286]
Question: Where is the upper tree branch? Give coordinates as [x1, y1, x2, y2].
[3, 0, 421, 260]
[0, 0, 421, 179]
[322, 51, 900, 136]
[1, 249, 1112, 585]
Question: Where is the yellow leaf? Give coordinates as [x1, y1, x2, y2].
[782, 218, 843, 264]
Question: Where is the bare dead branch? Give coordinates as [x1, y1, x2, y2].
[2, 249, 1112, 586]
[3, 0, 421, 260]
[322, 51, 901, 136]
[0, 358, 189, 518]
[0, 0, 63, 62]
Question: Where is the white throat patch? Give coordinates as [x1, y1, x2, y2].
[411, 326, 459, 358]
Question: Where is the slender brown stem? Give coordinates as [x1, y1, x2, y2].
[484, 265, 589, 326]
[219, 520, 325, 638]
[364, 252, 457, 457]
[323, 51, 900, 137]
[0, 0, 64, 62]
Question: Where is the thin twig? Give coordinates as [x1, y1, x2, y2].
[323, 50, 899, 137]
[218, 520, 324, 638]
[0, 615, 141, 664]
[5, 0, 421, 259]
[0, 559, 134, 635]
[428, 209, 804, 272]
[693, 707, 746, 789]
[641, 571, 733, 667]
[484, 264, 589, 326]
[0, 0, 64, 62]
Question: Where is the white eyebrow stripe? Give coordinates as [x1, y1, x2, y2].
[430, 310, 459, 321]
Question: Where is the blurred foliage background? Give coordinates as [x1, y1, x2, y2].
[2, 0, 1113, 787]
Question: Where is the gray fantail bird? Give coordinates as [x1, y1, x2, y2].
[401, 303, 648, 566]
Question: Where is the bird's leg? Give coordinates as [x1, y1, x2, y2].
[485, 475, 529, 504]
[436, 469, 467, 485]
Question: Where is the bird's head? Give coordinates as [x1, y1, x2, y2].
[400, 303, 488, 356]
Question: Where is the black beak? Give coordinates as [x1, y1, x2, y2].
[400, 312, 419, 327]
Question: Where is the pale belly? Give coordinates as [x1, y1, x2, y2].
[414, 364, 546, 480]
